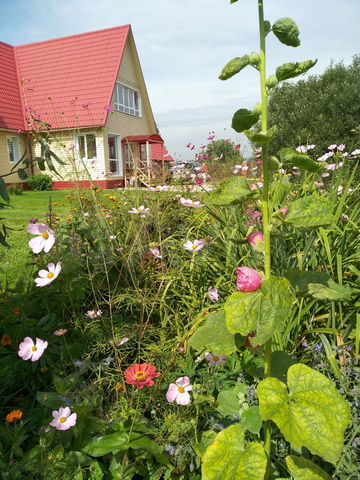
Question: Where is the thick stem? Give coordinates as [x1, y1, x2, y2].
[258, 0, 272, 476]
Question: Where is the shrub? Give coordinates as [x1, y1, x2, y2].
[27, 173, 53, 191]
[8, 184, 23, 195]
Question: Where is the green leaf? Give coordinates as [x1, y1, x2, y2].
[285, 194, 334, 227]
[272, 17, 300, 47]
[230, 0, 238, 3]
[241, 406, 263, 434]
[285, 269, 330, 295]
[217, 384, 247, 418]
[219, 55, 250, 80]
[271, 351, 296, 382]
[17, 168, 29, 180]
[286, 455, 332, 480]
[36, 391, 64, 409]
[225, 277, 294, 346]
[280, 148, 323, 172]
[264, 20, 272, 35]
[258, 364, 351, 464]
[34, 156, 46, 171]
[209, 176, 253, 206]
[128, 432, 161, 454]
[308, 280, 353, 301]
[276, 60, 317, 82]
[189, 310, 237, 356]
[82, 431, 128, 457]
[202, 424, 267, 480]
[232, 109, 259, 133]
[266, 75, 279, 90]
[244, 125, 277, 145]
[50, 150, 67, 165]
[0, 178, 10, 203]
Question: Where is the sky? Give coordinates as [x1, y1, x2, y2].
[1, 0, 359, 161]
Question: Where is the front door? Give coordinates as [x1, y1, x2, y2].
[108, 135, 123, 176]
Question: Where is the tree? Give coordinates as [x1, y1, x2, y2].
[267, 55, 360, 155]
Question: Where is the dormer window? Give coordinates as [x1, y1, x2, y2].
[115, 83, 141, 117]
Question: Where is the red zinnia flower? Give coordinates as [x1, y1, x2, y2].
[125, 363, 160, 389]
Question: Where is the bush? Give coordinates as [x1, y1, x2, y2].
[8, 184, 23, 195]
[27, 174, 53, 191]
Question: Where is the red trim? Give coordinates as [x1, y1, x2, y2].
[52, 179, 124, 190]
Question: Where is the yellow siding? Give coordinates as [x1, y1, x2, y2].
[0, 131, 28, 184]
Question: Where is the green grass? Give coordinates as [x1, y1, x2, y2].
[0, 190, 72, 288]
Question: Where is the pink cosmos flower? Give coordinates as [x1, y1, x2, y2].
[179, 197, 203, 208]
[49, 407, 77, 431]
[207, 287, 219, 302]
[28, 223, 55, 254]
[125, 363, 160, 389]
[166, 377, 192, 405]
[279, 207, 288, 218]
[35, 262, 61, 287]
[18, 337, 48, 362]
[150, 247, 162, 259]
[183, 239, 206, 253]
[247, 231, 264, 249]
[205, 352, 227, 366]
[236, 267, 262, 293]
[86, 310, 102, 319]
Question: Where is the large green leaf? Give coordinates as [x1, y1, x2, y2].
[285, 194, 334, 227]
[286, 456, 332, 480]
[225, 277, 294, 345]
[272, 17, 300, 47]
[0, 178, 10, 203]
[216, 383, 247, 418]
[232, 109, 260, 133]
[276, 60, 317, 81]
[279, 148, 323, 172]
[308, 280, 353, 301]
[285, 269, 330, 295]
[202, 424, 267, 480]
[209, 176, 253, 206]
[258, 364, 351, 464]
[82, 431, 128, 457]
[219, 55, 250, 80]
[241, 406, 263, 434]
[189, 310, 237, 356]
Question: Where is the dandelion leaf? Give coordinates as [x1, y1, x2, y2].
[258, 364, 351, 464]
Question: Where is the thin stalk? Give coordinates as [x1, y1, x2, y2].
[258, 0, 272, 476]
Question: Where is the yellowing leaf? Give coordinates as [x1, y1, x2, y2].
[258, 364, 351, 464]
[286, 456, 332, 480]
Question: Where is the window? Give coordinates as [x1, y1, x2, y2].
[7, 137, 20, 164]
[115, 83, 141, 117]
[77, 134, 97, 159]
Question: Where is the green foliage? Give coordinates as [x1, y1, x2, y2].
[272, 17, 301, 47]
[258, 364, 351, 463]
[285, 194, 334, 227]
[209, 176, 253, 205]
[279, 147, 323, 172]
[219, 55, 250, 80]
[27, 173, 53, 191]
[216, 383, 247, 417]
[202, 424, 267, 480]
[232, 108, 260, 133]
[276, 60, 317, 82]
[286, 456, 332, 480]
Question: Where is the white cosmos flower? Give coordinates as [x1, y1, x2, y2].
[183, 239, 206, 252]
[28, 223, 55, 254]
[86, 310, 102, 319]
[149, 185, 169, 192]
[128, 206, 150, 217]
[49, 407, 77, 431]
[328, 144, 337, 151]
[326, 163, 337, 171]
[18, 337, 48, 362]
[35, 262, 61, 287]
[350, 149, 360, 157]
[166, 377, 192, 405]
[179, 197, 203, 208]
[337, 144, 346, 152]
[205, 352, 227, 366]
[296, 145, 307, 153]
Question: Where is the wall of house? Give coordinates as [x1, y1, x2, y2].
[33, 129, 107, 183]
[0, 131, 28, 184]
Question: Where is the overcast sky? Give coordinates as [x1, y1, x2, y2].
[1, 0, 359, 160]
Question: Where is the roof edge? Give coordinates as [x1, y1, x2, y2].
[12, 47, 27, 130]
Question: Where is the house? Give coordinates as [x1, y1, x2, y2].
[0, 25, 174, 189]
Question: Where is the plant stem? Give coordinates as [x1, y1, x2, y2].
[258, 0, 272, 476]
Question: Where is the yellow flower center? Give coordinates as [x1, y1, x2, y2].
[191, 245, 197, 250]
[213, 356, 219, 362]
[42, 232, 49, 240]
[47, 272, 55, 279]
[59, 417, 67, 423]
[32, 346, 38, 352]
[178, 386, 185, 393]
[135, 371, 147, 382]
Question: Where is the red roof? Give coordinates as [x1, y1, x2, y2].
[1, 25, 130, 131]
[152, 143, 175, 162]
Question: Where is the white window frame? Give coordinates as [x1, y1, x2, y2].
[76, 133, 97, 161]
[6, 136, 20, 164]
[114, 83, 142, 117]
[108, 134, 123, 176]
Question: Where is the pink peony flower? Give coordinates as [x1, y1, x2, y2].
[49, 407, 77, 431]
[166, 377, 192, 405]
[18, 337, 48, 362]
[35, 262, 61, 287]
[183, 239, 206, 253]
[207, 287, 219, 302]
[205, 352, 227, 366]
[28, 223, 55, 254]
[247, 231, 264, 249]
[125, 363, 160, 389]
[236, 267, 262, 293]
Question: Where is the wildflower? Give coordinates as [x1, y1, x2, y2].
[236, 267, 263, 293]
[307, 144, 316, 150]
[128, 206, 150, 217]
[247, 231, 264, 249]
[86, 310, 102, 319]
[350, 149, 360, 157]
[150, 247, 162, 259]
[341, 213, 350, 223]
[29, 217, 39, 224]
[83, 212, 90, 218]
[28, 223, 55, 254]
[18, 337, 48, 362]
[53, 329, 67, 336]
[249, 183, 257, 191]
[183, 239, 206, 253]
[179, 197, 203, 208]
[0, 335, 12, 346]
[321, 172, 330, 178]
[337, 144, 346, 152]
[315, 181, 324, 189]
[328, 144, 337, 151]
[326, 163, 337, 171]
[207, 287, 219, 302]
[279, 207, 288, 218]
[337, 185, 344, 195]
[49, 407, 77, 431]
[186, 143, 195, 150]
[317, 152, 334, 162]
[205, 353, 227, 366]
[35, 262, 61, 287]
[296, 145, 307, 153]
[125, 363, 160, 389]
[102, 356, 114, 366]
[165, 444, 176, 455]
[278, 168, 286, 175]
[257, 182, 264, 189]
[5, 410, 23, 424]
[149, 185, 169, 192]
[166, 376, 192, 405]
[109, 235, 117, 241]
